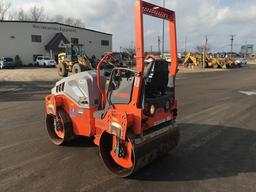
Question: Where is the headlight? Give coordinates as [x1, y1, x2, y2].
[47, 104, 55, 114]
[150, 105, 156, 115]
[110, 122, 123, 138]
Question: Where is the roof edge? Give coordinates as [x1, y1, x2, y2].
[0, 20, 112, 36]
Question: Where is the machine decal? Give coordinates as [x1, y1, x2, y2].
[71, 108, 77, 117]
[79, 79, 86, 84]
[134, 77, 140, 87]
[77, 108, 84, 114]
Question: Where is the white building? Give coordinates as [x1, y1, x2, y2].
[0, 20, 112, 65]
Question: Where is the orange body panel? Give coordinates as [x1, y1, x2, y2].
[142, 100, 177, 130]
[110, 137, 133, 169]
[46, 94, 97, 137]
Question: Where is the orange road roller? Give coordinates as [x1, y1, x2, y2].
[45, 0, 179, 177]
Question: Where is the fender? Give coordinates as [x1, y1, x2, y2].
[45, 94, 64, 116]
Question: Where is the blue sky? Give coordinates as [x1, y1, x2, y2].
[7, 0, 256, 52]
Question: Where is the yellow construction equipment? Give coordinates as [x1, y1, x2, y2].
[206, 54, 224, 68]
[57, 44, 92, 77]
[183, 52, 236, 69]
[182, 52, 201, 67]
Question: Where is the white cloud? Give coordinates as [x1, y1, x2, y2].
[7, 0, 256, 52]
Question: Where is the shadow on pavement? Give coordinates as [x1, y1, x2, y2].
[0, 81, 55, 102]
[132, 123, 256, 181]
[64, 137, 96, 148]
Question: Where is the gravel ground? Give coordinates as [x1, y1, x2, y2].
[0, 67, 60, 82]
[0, 65, 247, 92]
[0, 65, 233, 83]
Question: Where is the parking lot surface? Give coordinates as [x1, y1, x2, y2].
[1, 65, 256, 192]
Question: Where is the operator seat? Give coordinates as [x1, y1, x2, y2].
[144, 59, 169, 97]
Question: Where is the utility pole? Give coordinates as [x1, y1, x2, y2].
[161, 0, 165, 58]
[184, 36, 187, 54]
[245, 41, 248, 58]
[150, 45, 153, 53]
[230, 35, 235, 53]
[202, 35, 208, 69]
[158, 36, 161, 55]
[205, 35, 208, 51]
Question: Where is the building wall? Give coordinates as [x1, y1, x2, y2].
[0, 21, 112, 65]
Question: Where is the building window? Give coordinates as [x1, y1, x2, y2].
[71, 38, 79, 44]
[101, 40, 109, 46]
[31, 35, 42, 43]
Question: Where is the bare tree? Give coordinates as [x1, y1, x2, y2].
[0, 0, 11, 20]
[195, 45, 204, 54]
[7, 14, 12, 20]
[63, 17, 84, 27]
[17, 8, 27, 21]
[54, 14, 64, 23]
[195, 45, 210, 54]
[8, 8, 27, 21]
[122, 47, 135, 58]
[64, 17, 75, 25]
[8, 11, 14, 20]
[73, 18, 84, 27]
[29, 5, 44, 21]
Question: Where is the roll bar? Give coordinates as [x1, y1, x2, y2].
[135, 0, 178, 76]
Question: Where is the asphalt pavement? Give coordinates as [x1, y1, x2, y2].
[1, 65, 256, 192]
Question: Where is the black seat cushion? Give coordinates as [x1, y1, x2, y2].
[144, 60, 169, 97]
